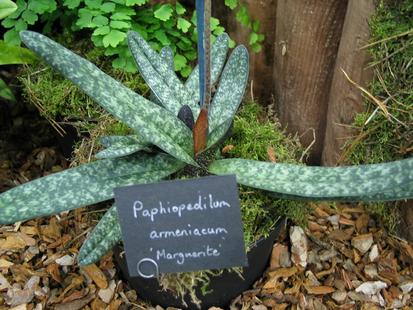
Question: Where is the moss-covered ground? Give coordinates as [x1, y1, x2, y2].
[18, 35, 145, 138]
[342, 0, 412, 233]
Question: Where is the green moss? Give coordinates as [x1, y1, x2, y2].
[343, 0, 412, 233]
[18, 37, 148, 136]
[225, 101, 303, 163]
[365, 202, 400, 233]
[344, 0, 412, 164]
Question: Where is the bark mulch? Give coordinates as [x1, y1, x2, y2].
[1, 116, 412, 309]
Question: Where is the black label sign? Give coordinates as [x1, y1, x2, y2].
[114, 175, 247, 277]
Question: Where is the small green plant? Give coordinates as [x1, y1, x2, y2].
[0, 30, 412, 268]
[1, 1, 263, 75]
[0, 0, 17, 19]
[0, 40, 36, 101]
[0, 0, 36, 101]
[226, 0, 265, 52]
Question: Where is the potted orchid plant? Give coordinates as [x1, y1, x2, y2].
[0, 1, 412, 307]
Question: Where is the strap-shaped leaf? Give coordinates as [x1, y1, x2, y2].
[100, 135, 144, 148]
[78, 206, 122, 266]
[78, 145, 183, 265]
[185, 33, 230, 105]
[95, 144, 148, 159]
[149, 46, 175, 106]
[98, 135, 150, 159]
[208, 45, 249, 134]
[207, 119, 232, 149]
[265, 181, 413, 202]
[209, 158, 413, 202]
[160, 46, 174, 71]
[20, 31, 196, 166]
[128, 31, 195, 115]
[0, 153, 185, 224]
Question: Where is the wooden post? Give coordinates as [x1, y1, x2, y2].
[212, 1, 277, 105]
[273, 0, 348, 164]
[321, 0, 376, 166]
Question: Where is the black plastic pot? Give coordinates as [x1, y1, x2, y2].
[114, 217, 287, 309]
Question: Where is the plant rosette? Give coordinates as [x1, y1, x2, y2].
[0, 30, 412, 307]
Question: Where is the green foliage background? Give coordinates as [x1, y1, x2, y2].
[1, 0, 265, 75]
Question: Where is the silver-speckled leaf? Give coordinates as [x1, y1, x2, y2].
[98, 135, 150, 159]
[206, 119, 232, 149]
[209, 158, 413, 201]
[128, 31, 195, 115]
[20, 31, 196, 166]
[95, 143, 149, 159]
[149, 46, 175, 106]
[100, 135, 144, 148]
[185, 33, 230, 106]
[0, 153, 185, 224]
[160, 46, 174, 71]
[78, 206, 121, 266]
[208, 45, 249, 134]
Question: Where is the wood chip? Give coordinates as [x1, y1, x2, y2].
[267, 147, 277, 162]
[98, 280, 116, 303]
[82, 264, 108, 289]
[355, 213, 369, 233]
[305, 285, 335, 295]
[339, 217, 355, 226]
[55, 293, 95, 310]
[270, 244, 291, 269]
[355, 281, 387, 295]
[290, 226, 307, 268]
[264, 267, 298, 289]
[0, 258, 14, 269]
[352, 233, 373, 254]
[0, 234, 27, 250]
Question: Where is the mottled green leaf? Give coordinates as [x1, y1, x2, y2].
[20, 31, 196, 165]
[100, 135, 143, 148]
[0, 153, 185, 224]
[95, 143, 149, 159]
[209, 158, 413, 202]
[185, 33, 229, 106]
[149, 46, 174, 105]
[160, 46, 174, 70]
[127, 31, 195, 115]
[206, 118, 232, 149]
[208, 45, 249, 134]
[78, 150, 183, 265]
[78, 206, 121, 265]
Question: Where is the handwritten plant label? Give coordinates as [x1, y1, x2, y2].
[114, 175, 247, 277]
